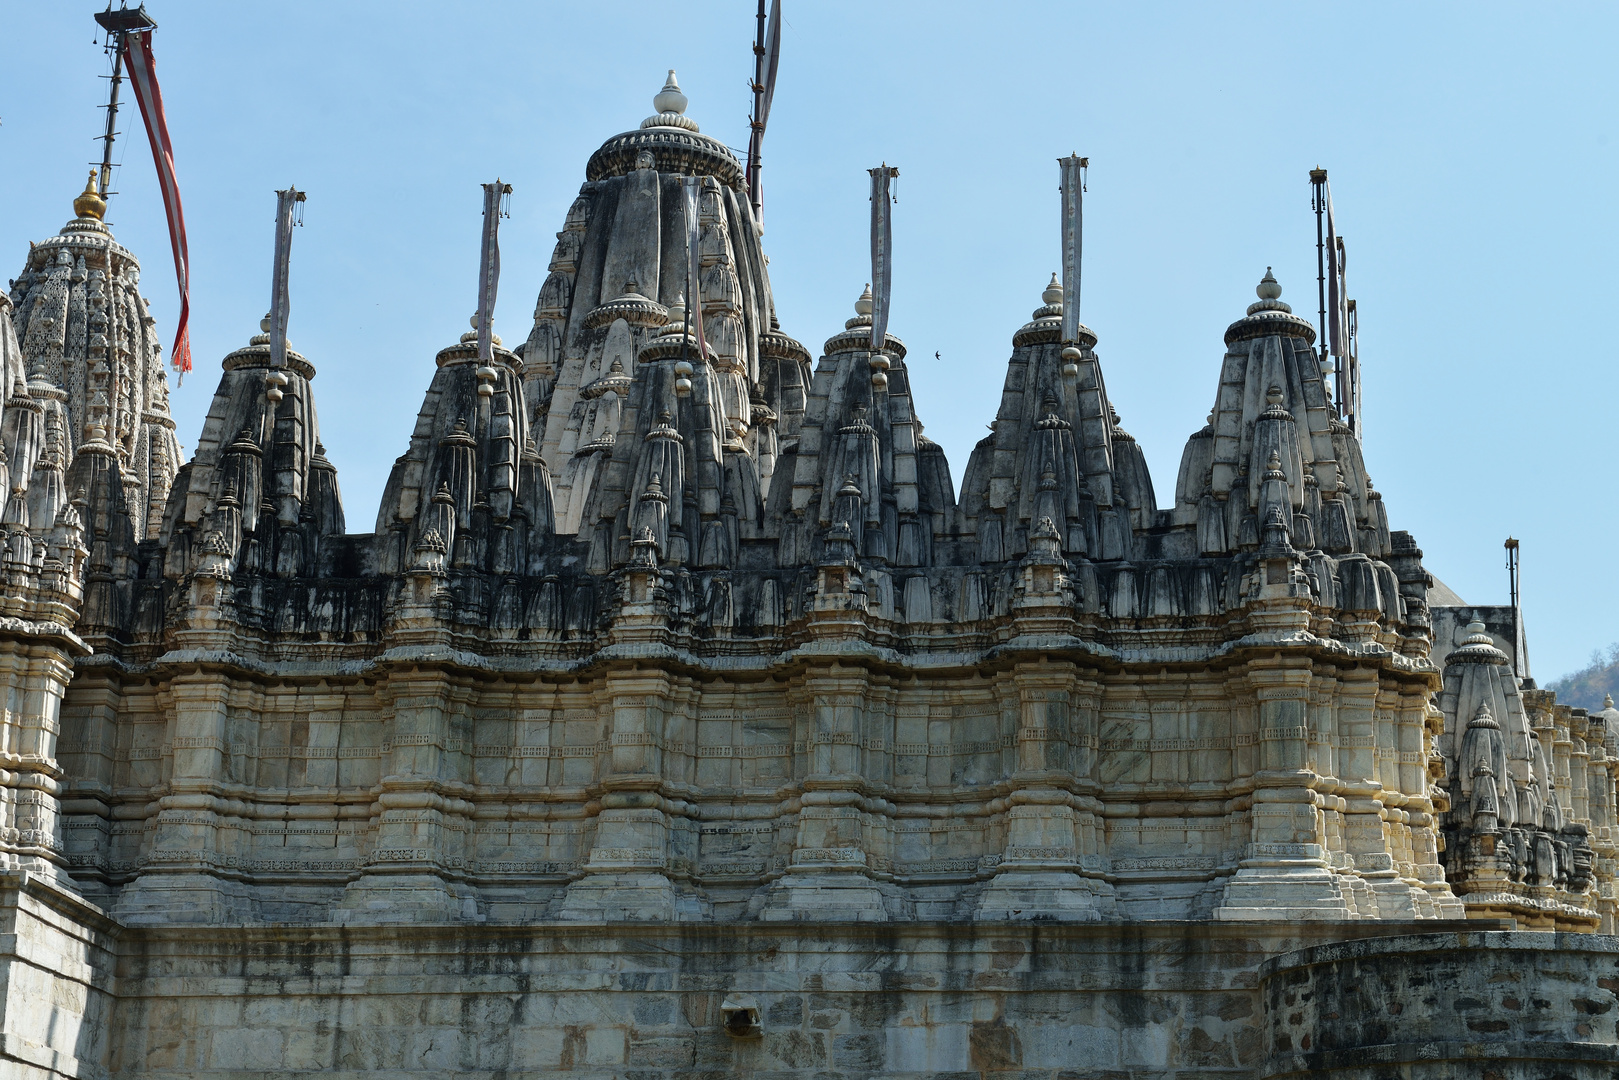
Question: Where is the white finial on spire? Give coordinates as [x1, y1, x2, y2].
[643, 70, 699, 132]
[1043, 273, 1063, 307]
[1257, 267, 1282, 301]
[854, 284, 874, 317]
[654, 70, 687, 115]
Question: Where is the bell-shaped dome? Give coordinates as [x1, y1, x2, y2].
[524, 71, 804, 534]
[7, 175, 182, 540]
[585, 70, 744, 188]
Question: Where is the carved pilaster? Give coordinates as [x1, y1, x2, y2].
[759, 664, 897, 921]
[335, 668, 478, 923]
[1216, 656, 1352, 920]
[559, 668, 706, 920]
[115, 668, 255, 923]
[976, 662, 1112, 921]
[0, 636, 79, 884]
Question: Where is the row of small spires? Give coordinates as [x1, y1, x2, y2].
[61, 66, 1305, 404]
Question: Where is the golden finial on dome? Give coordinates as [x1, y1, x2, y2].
[73, 170, 107, 222]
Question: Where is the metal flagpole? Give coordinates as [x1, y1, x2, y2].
[97, 37, 126, 197]
[93, 4, 157, 199]
[748, 0, 782, 231]
[1309, 168, 1335, 413]
[1505, 536, 1521, 677]
[1322, 180, 1360, 440]
[748, 0, 765, 221]
[1347, 297, 1361, 440]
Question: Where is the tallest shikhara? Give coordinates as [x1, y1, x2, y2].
[523, 71, 804, 543]
[6, 173, 182, 539]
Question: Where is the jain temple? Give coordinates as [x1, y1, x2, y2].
[3, 59, 1619, 1080]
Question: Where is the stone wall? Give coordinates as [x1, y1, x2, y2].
[0, 872, 117, 1080]
[90, 918, 1487, 1079]
[13, 904, 1619, 1080]
[1260, 931, 1619, 1078]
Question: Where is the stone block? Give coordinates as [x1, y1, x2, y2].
[206, 1027, 285, 1070]
[1020, 1022, 1122, 1069]
[762, 1029, 826, 1069]
[582, 1025, 628, 1066]
[832, 1031, 885, 1070]
[886, 1021, 970, 1072]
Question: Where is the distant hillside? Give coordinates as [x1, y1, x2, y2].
[1546, 644, 1619, 711]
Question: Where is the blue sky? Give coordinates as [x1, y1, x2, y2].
[3, 2, 1615, 680]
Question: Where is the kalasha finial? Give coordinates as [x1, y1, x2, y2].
[643, 70, 698, 132]
[855, 284, 874, 317]
[73, 169, 107, 222]
[1257, 267, 1282, 301]
[1264, 448, 1286, 481]
[1043, 273, 1063, 307]
[654, 70, 687, 115]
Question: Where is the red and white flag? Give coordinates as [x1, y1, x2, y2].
[121, 30, 192, 376]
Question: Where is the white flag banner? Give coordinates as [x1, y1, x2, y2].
[476, 180, 510, 364]
[1059, 155, 1086, 344]
[869, 165, 897, 352]
[761, 0, 782, 130]
[268, 187, 302, 370]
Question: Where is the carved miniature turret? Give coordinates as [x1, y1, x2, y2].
[1433, 618, 1596, 926]
[0, 285, 87, 886]
[374, 316, 551, 589]
[764, 285, 953, 588]
[958, 275, 1146, 564]
[157, 313, 345, 593]
[571, 289, 763, 576]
